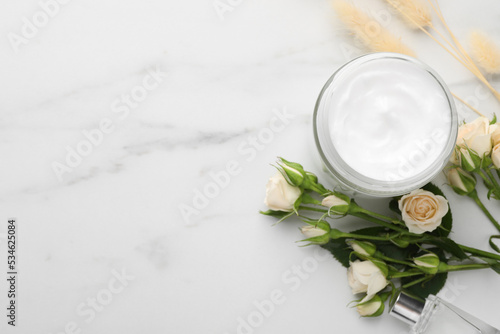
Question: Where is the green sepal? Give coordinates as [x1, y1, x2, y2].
[490, 114, 497, 125]
[460, 147, 481, 172]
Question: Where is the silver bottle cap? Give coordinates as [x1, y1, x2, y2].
[389, 292, 425, 325]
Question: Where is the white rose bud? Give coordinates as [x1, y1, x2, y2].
[356, 295, 384, 317]
[398, 189, 449, 234]
[492, 143, 500, 169]
[459, 147, 481, 172]
[264, 172, 301, 212]
[299, 221, 331, 245]
[347, 260, 388, 301]
[321, 194, 350, 214]
[447, 168, 476, 195]
[300, 225, 327, 238]
[413, 253, 440, 274]
[347, 240, 376, 257]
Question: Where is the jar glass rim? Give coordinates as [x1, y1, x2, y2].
[313, 52, 458, 197]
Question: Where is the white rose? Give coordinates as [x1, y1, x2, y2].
[347, 260, 388, 301]
[456, 116, 492, 157]
[398, 189, 449, 234]
[492, 143, 500, 169]
[264, 172, 301, 212]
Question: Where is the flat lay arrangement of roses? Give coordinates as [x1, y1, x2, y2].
[260, 158, 500, 317]
[447, 116, 500, 252]
[258, 0, 500, 319]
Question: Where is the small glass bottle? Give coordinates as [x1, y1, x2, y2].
[390, 292, 500, 334]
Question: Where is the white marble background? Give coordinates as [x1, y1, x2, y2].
[1, 0, 500, 333]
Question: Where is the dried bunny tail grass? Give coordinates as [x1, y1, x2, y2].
[469, 30, 500, 74]
[332, 1, 415, 57]
[385, 0, 432, 29]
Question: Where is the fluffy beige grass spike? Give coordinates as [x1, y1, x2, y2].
[385, 0, 431, 29]
[332, 1, 415, 57]
[469, 30, 500, 74]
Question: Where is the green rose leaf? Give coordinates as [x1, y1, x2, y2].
[389, 198, 401, 216]
[377, 243, 417, 270]
[428, 237, 468, 260]
[477, 256, 500, 275]
[321, 239, 351, 268]
[403, 272, 448, 300]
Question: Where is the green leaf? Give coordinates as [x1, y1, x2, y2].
[389, 198, 401, 216]
[423, 183, 452, 238]
[477, 256, 500, 275]
[428, 237, 468, 260]
[350, 226, 388, 237]
[403, 272, 448, 300]
[321, 239, 351, 268]
[300, 192, 321, 205]
[490, 114, 497, 125]
[377, 243, 417, 270]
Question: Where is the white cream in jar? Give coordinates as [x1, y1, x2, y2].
[314, 53, 458, 196]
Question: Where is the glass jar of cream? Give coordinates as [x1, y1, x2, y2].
[313, 53, 458, 197]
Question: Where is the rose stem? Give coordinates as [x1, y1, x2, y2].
[459, 244, 500, 261]
[402, 276, 430, 289]
[484, 168, 500, 197]
[341, 233, 390, 242]
[439, 263, 491, 272]
[389, 271, 424, 279]
[349, 211, 410, 235]
[467, 190, 500, 233]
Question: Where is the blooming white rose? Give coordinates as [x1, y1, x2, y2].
[264, 172, 301, 212]
[456, 117, 492, 157]
[398, 189, 449, 234]
[492, 143, 500, 169]
[347, 260, 388, 301]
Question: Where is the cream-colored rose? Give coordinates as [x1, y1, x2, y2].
[489, 123, 500, 146]
[398, 189, 449, 234]
[347, 260, 388, 301]
[492, 143, 500, 168]
[456, 117, 492, 157]
[264, 172, 301, 211]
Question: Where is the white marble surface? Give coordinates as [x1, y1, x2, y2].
[1, 0, 500, 333]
